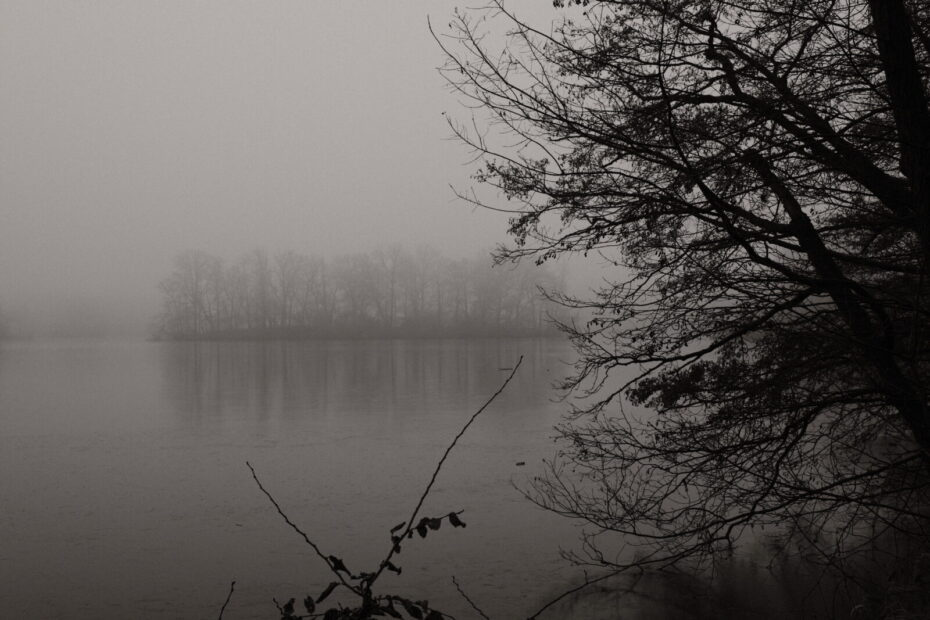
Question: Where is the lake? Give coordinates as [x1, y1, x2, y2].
[0, 338, 597, 619]
[0, 338, 848, 619]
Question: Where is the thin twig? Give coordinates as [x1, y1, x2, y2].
[452, 576, 491, 620]
[217, 580, 235, 620]
[248, 357, 524, 613]
[406, 356, 523, 533]
[247, 461, 357, 593]
[527, 569, 622, 619]
[375, 356, 524, 579]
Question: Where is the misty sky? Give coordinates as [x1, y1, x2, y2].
[0, 1, 553, 334]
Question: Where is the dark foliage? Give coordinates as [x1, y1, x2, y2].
[219, 360, 522, 620]
[437, 0, 930, 592]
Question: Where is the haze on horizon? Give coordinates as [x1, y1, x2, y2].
[0, 1, 565, 337]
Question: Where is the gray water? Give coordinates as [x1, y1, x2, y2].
[0, 338, 592, 619]
[0, 338, 847, 619]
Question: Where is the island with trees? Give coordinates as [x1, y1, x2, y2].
[154, 245, 564, 340]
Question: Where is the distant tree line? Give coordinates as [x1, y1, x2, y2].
[154, 246, 564, 340]
[0, 305, 9, 340]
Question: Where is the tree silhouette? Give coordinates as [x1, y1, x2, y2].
[439, 0, 930, 583]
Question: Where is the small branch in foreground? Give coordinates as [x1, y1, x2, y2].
[527, 569, 622, 620]
[452, 576, 491, 620]
[375, 356, 524, 578]
[410, 356, 523, 527]
[246, 461, 358, 594]
[217, 580, 235, 620]
[243, 356, 524, 619]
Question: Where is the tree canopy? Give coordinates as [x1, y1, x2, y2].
[439, 0, 930, 583]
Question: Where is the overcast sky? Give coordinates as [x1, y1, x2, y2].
[0, 1, 554, 334]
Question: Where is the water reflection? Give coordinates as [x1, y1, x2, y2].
[549, 545, 856, 619]
[158, 338, 560, 429]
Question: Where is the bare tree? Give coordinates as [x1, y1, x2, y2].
[439, 0, 930, 586]
[273, 250, 305, 328]
[155, 247, 562, 339]
[157, 250, 222, 337]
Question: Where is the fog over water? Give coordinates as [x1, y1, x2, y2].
[0, 1, 560, 336]
[1, 5, 870, 619]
